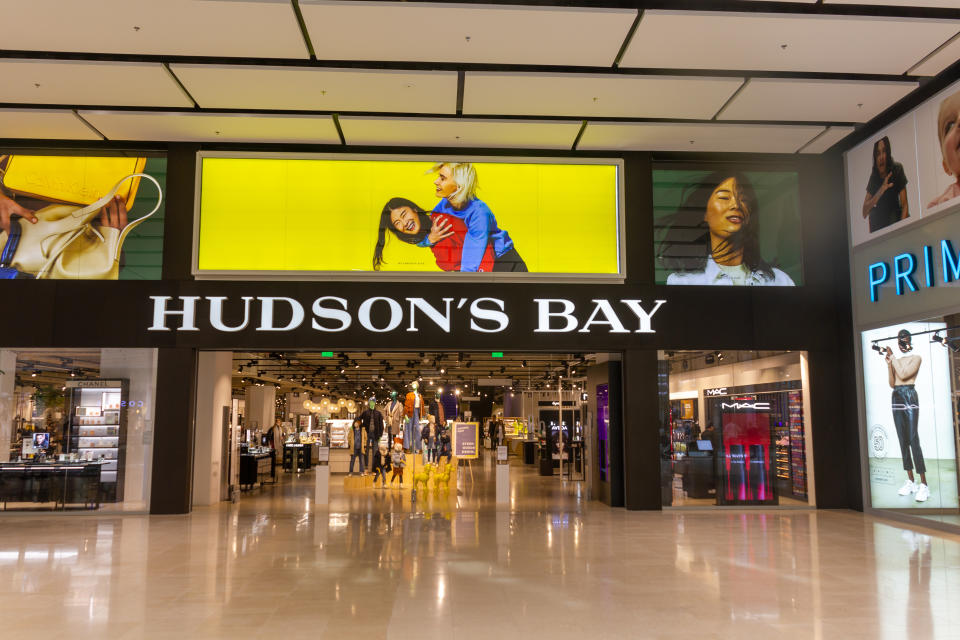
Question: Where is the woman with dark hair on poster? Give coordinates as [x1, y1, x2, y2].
[862, 135, 909, 233]
[657, 173, 795, 286]
[372, 197, 496, 272]
[883, 330, 929, 502]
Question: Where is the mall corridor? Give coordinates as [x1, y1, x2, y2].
[2, 454, 959, 640]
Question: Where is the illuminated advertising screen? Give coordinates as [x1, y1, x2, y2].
[653, 168, 802, 286]
[861, 320, 959, 511]
[194, 154, 622, 280]
[846, 78, 960, 246]
[0, 153, 165, 280]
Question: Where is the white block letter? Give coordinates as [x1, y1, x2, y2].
[408, 297, 454, 333]
[148, 296, 199, 331]
[470, 298, 509, 333]
[207, 296, 253, 332]
[578, 299, 629, 333]
[358, 297, 402, 333]
[257, 297, 305, 331]
[312, 296, 352, 332]
[534, 299, 578, 333]
[620, 299, 666, 333]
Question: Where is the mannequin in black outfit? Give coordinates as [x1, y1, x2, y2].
[359, 398, 385, 469]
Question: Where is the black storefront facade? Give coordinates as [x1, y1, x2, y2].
[0, 146, 860, 515]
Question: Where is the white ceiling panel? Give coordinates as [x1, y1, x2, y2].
[300, 1, 636, 66]
[463, 73, 743, 120]
[910, 32, 960, 76]
[720, 78, 917, 123]
[338, 117, 581, 149]
[0, 0, 307, 58]
[621, 10, 960, 74]
[77, 111, 340, 143]
[577, 121, 824, 153]
[797, 126, 856, 154]
[0, 109, 100, 140]
[0, 60, 192, 108]
[170, 65, 457, 114]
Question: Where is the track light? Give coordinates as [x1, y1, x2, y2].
[31, 370, 38, 377]
[932, 333, 960, 353]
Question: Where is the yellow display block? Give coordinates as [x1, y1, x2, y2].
[343, 474, 374, 490]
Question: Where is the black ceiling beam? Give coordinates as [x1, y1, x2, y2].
[0, 102, 859, 129]
[322, 0, 959, 19]
[0, 49, 923, 83]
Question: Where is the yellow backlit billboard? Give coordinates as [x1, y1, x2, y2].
[194, 154, 622, 280]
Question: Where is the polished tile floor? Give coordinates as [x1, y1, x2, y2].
[2, 454, 960, 639]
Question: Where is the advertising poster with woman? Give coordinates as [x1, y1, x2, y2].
[0, 152, 166, 279]
[845, 117, 920, 247]
[653, 169, 802, 286]
[917, 79, 960, 217]
[861, 320, 958, 510]
[196, 155, 621, 279]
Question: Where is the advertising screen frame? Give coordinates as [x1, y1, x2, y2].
[650, 164, 805, 287]
[191, 151, 625, 283]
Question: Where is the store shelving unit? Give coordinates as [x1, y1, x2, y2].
[66, 380, 128, 502]
[788, 390, 807, 499]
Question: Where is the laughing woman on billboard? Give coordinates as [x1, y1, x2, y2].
[373, 197, 496, 272]
[657, 173, 794, 286]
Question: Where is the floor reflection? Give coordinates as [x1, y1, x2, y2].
[0, 454, 959, 638]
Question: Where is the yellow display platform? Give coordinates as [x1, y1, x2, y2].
[343, 474, 374, 490]
[341, 457, 460, 493]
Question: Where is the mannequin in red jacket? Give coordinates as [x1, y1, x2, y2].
[403, 381, 422, 452]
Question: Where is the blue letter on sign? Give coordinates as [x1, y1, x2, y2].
[868, 261, 889, 302]
[943, 239, 960, 283]
[923, 245, 935, 288]
[893, 253, 919, 296]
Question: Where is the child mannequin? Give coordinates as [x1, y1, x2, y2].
[422, 414, 438, 463]
[390, 441, 406, 488]
[372, 444, 390, 489]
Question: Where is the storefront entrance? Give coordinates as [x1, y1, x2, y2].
[192, 351, 618, 512]
[658, 350, 816, 508]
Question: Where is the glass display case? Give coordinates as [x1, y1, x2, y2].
[66, 380, 127, 501]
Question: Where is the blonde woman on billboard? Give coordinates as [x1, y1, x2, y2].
[927, 90, 960, 208]
[427, 162, 527, 272]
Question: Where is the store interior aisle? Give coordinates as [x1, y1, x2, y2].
[237, 447, 593, 516]
[1, 454, 959, 639]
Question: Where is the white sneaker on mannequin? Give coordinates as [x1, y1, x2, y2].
[915, 483, 930, 502]
[898, 480, 916, 496]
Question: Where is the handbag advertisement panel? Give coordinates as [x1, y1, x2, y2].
[195, 155, 620, 278]
[652, 168, 803, 287]
[861, 320, 959, 510]
[0, 153, 166, 280]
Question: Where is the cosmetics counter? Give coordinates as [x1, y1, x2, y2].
[0, 461, 105, 510]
